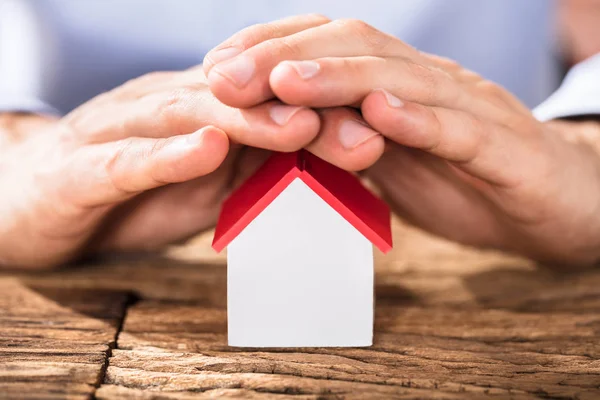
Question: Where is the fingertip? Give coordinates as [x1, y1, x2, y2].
[337, 133, 386, 172]
[351, 133, 386, 171]
[207, 55, 268, 109]
[197, 125, 229, 146]
[157, 126, 230, 182]
[361, 89, 396, 120]
[269, 61, 320, 106]
[193, 125, 230, 171]
[361, 90, 416, 142]
[274, 106, 321, 151]
[309, 133, 385, 172]
[269, 62, 297, 95]
[308, 108, 386, 172]
[206, 68, 236, 104]
[203, 46, 244, 77]
[206, 69, 260, 109]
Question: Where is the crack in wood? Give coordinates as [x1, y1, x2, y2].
[91, 292, 138, 399]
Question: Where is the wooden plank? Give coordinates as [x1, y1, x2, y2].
[0, 278, 129, 399]
[0, 382, 93, 400]
[97, 384, 324, 399]
[8, 256, 227, 304]
[106, 296, 600, 399]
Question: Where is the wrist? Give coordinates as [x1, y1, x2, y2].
[0, 113, 59, 144]
[533, 119, 600, 267]
[544, 117, 600, 152]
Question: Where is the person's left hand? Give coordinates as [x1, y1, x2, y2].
[202, 16, 600, 267]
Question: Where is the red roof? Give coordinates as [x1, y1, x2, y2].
[212, 150, 393, 253]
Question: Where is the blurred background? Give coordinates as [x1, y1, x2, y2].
[1, 0, 599, 118]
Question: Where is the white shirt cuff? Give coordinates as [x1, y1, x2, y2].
[533, 53, 600, 122]
[0, 96, 60, 116]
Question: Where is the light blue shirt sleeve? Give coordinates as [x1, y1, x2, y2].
[534, 53, 600, 121]
[0, 0, 59, 115]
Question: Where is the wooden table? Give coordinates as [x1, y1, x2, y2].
[1, 219, 599, 399]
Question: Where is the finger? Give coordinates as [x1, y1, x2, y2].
[203, 14, 331, 76]
[208, 19, 415, 108]
[64, 126, 230, 207]
[306, 107, 385, 171]
[421, 53, 531, 115]
[91, 177, 226, 252]
[361, 89, 537, 187]
[69, 89, 321, 152]
[270, 56, 511, 122]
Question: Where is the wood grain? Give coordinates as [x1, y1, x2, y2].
[0, 280, 130, 399]
[1, 221, 599, 399]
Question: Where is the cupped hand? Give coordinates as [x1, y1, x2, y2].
[0, 64, 321, 269]
[205, 16, 600, 266]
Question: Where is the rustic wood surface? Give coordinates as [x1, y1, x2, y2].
[1, 219, 599, 399]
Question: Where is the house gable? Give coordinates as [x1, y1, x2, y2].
[227, 177, 373, 347]
[213, 150, 392, 253]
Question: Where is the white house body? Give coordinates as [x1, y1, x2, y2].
[227, 178, 374, 347]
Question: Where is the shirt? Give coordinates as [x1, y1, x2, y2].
[0, 0, 598, 121]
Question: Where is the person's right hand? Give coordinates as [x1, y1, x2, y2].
[0, 60, 322, 269]
[204, 15, 600, 268]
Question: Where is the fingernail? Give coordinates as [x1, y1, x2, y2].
[380, 89, 404, 108]
[339, 120, 380, 150]
[284, 60, 320, 80]
[206, 47, 242, 65]
[212, 55, 255, 88]
[269, 104, 304, 126]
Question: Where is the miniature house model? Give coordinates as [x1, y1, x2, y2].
[213, 150, 392, 347]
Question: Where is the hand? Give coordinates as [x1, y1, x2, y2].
[0, 66, 321, 269]
[205, 16, 600, 267]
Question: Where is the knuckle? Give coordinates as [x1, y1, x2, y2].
[457, 69, 482, 83]
[428, 54, 462, 71]
[104, 138, 134, 192]
[140, 71, 174, 83]
[510, 114, 540, 136]
[149, 137, 169, 158]
[124, 71, 173, 90]
[157, 89, 196, 135]
[334, 18, 389, 50]
[465, 116, 486, 160]
[110, 71, 175, 101]
[335, 18, 372, 34]
[262, 36, 300, 59]
[422, 107, 444, 151]
[235, 23, 279, 48]
[338, 57, 359, 75]
[180, 80, 208, 93]
[363, 31, 392, 52]
[307, 13, 331, 24]
[442, 59, 461, 71]
[411, 62, 460, 105]
[405, 62, 441, 100]
[106, 138, 135, 174]
[475, 80, 504, 97]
